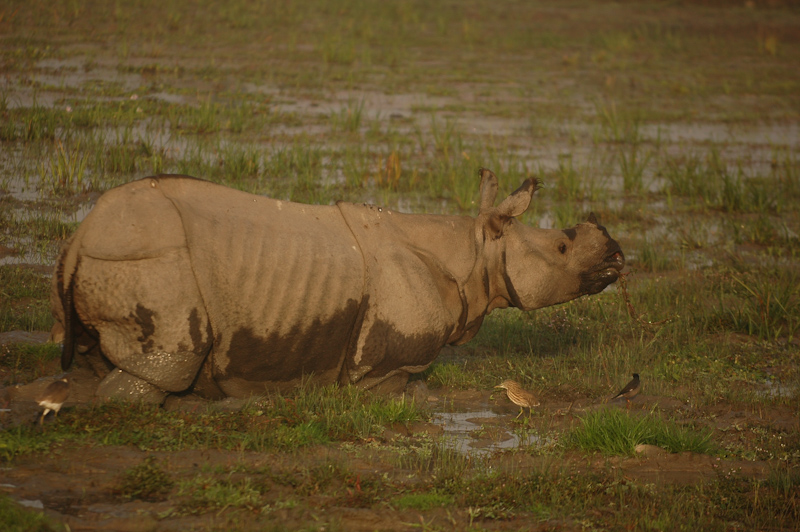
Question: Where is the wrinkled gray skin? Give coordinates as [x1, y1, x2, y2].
[51, 169, 624, 403]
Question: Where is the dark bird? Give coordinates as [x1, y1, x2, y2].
[495, 379, 540, 419]
[611, 373, 640, 405]
[36, 377, 70, 424]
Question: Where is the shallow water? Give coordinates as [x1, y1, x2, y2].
[432, 408, 540, 455]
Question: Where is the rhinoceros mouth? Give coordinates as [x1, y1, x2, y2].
[580, 249, 625, 295]
[604, 249, 625, 273]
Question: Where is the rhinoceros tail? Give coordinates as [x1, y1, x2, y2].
[60, 264, 77, 371]
[56, 210, 91, 370]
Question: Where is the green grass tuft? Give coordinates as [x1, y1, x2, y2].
[0, 384, 428, 460]
[0, 342, 61, 385]
[393, 491, 454, 510]
[178, 475, 264, 514]
[0, 266, 54, 333]
[116, 456, 174, 501]
[712, 268, 799, 341]
[568, 408, 717, 456]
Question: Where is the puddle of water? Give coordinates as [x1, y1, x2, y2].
[17, 499, 44, 510]
[432, 409, 540, 455]
[2, 180, 40, 202]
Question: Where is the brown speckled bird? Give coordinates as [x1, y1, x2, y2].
[495, 379, 540, 419]
[36, 377, 70, 424]
[611, 373, 640, 406]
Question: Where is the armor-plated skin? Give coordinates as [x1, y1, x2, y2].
[52, 169, 625, 403]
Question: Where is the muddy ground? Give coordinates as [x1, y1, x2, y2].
[1, 438, 772, 531]
[2, 0, 800, 530]
[1, 330, 795, 531]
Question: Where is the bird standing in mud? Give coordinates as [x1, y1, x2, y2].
[611, 373, 640, 407]
[495, 379, 540, 419]
[36, 377, 70, 424]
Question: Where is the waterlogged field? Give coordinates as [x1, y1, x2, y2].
[1, 0, 799, 530]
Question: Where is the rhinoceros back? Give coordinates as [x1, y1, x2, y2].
[156, 177, 366, 396]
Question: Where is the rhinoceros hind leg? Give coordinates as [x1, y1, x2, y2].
[96, 369, 167, 404]
[82, 345, 115, 379]
[74, 250, 212, 394]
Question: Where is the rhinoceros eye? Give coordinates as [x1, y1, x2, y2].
[559, 242, 567, 254]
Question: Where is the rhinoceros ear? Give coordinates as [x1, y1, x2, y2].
[587, 212, 599, 225]
[484, 178, 539, 239]
[478, 168, 499, 212]
[497, 178, 538, 218]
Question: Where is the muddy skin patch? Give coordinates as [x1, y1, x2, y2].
[221, 298, 361, 384]
[358, 317, 451, 379]
[562, 228, 577, 241]
[187, 307, 207, 356]
[175, 310, 212, 359]
[133, 304, 156, 351]
[579, 268, 620, 295]
[221, 302, 450, 389]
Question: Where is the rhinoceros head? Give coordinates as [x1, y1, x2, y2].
[477, 168, 625, 311]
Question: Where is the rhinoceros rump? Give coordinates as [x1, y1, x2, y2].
[52, 169, 624, 402]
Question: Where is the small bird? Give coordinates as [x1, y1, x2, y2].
[495, 379, 540, 419]
[611, 373, 640, 406]
[36, 377, 70, 424]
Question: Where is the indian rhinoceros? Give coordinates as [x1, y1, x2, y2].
[51, 168, 624, 403]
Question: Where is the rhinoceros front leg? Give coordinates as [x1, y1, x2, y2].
[73, 248, 212, 401]
[364, 371, 411, 395]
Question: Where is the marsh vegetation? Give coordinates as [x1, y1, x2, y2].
[0, 0, 798, 530]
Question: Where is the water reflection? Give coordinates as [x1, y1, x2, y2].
[432, 409, 540, 455]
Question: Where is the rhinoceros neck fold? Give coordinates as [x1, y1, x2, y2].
[336, 202, 485, 344]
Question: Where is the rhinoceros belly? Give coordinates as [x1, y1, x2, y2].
[161, 182, 365, 396]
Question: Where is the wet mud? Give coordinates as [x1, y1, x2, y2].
[1, 332, 792, 530]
